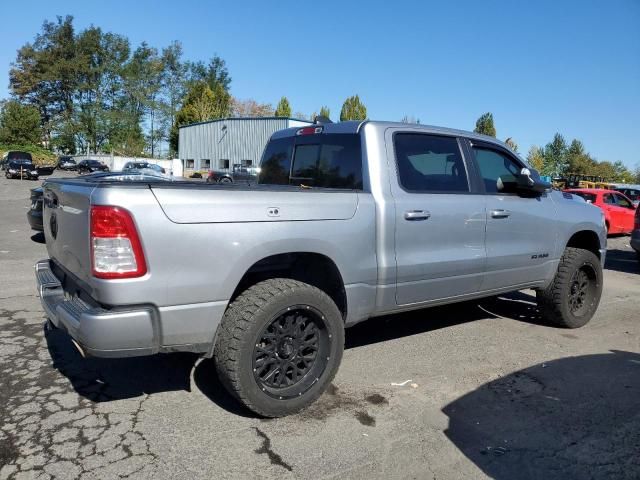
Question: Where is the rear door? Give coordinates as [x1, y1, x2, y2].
[388, 131, 486, 305]
[467, 140, 557, 290]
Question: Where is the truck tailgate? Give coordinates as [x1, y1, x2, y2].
[151, 187, 359, 223]
[42, 181, 94, 284]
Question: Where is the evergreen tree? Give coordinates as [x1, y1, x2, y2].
[542, 133, 568, 177]
[474, 112, 496, 137]
[319, 106, 331, 120]
[340, 95, 367, 121]
[274, 97, 292, 117]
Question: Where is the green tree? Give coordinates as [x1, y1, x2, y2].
[542, 133, 568, 176]
[319, 106, 331, 120]
[274, 97, 291, 117]
[0, 100, 42, 145]
[473, 112, 496, 137]
[565, 139, 596, 175]
[340, 95, 367, 121]
[170, 81, 231, 153]
[187, 56, 231, 92]
[10, 15, 79, 148]
[526, 146, 545, 172]
[160, 41, 188, 156]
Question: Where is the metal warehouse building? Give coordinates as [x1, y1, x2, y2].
[178, 117, 312, 174]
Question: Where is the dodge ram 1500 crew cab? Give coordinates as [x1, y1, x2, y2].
[36, 121, 606, 417]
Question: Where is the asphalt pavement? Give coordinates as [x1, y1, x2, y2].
[1, 172, 638, 479]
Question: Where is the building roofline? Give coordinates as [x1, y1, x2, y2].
[178, 116, 313, 129]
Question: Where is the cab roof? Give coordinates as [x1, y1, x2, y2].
[271, 120, 516, 152]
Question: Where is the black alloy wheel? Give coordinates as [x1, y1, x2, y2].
[253, 305, 330, 399]
[567, 265, 597, 317]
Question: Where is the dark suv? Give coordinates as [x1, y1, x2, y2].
[1, 151, 33, 171]
[5, 160, 39, 180]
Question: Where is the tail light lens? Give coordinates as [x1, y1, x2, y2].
[90, 206, 147, 279]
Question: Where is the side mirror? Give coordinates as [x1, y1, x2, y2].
[497, 168, 549, 195]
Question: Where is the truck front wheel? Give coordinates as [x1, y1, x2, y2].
[214, 278, 344, 417]
[536, 247, 603, 328]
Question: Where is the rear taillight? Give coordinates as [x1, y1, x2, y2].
[90, 206, 147, 279]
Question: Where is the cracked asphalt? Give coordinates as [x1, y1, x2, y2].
[1, 172, 639, 479]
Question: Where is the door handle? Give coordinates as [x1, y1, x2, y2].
[404, 210, 431, 221]
[490, 209, 511, 219]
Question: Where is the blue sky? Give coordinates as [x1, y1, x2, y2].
[1, 0, 638, 167]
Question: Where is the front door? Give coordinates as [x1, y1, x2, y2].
[608, 192, 636, 232]
[389, 131, 486, 306]
[469, 142, 558, 290]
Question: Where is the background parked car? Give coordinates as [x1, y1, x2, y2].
[206, 164, 259, 184]
[57, 156, 77, 171]
[122, 161, 166, 174]
[27, 187, 44, 231]
[566, 188, 636, 234]
[1, 151, 33, 171]
[5, 160, 39, 180]
[77, 159, 109, 174]
[614, 186, 640, 207]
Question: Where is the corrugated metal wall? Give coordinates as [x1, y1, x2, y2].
[178, 118, 310, 171]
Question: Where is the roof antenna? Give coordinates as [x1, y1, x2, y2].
[313, 115, 333, 124]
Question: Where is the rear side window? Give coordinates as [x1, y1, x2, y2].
[259, 134, 363, 189]
[394, 133, 469, 193]
[603, 193, 615, 205]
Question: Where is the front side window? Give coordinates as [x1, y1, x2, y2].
[472, 147, 521, 194]
[394, 133, 468, 193]
[614, 193, 632, 208]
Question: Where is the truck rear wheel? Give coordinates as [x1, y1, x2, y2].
[214, 278, 344, 417]
[536, 247, 602, 328]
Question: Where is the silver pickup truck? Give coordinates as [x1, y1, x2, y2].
[36, 121, 606, 417]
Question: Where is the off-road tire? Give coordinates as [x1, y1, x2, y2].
[537, 247, 602, 328]
[214, 278, 344, 417]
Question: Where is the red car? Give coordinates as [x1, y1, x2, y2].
[565, 188, 636, 234]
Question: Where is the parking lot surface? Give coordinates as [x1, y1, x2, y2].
[1, 173, 638, 480]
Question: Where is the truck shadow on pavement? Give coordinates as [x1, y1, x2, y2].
[44, 291, 561, 417]
[442, 350, 640, 480]
[605, 248, 639, 274]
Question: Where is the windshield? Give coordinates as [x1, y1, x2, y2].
[7, 151, 32, 161]
[9, 161, 34, 168]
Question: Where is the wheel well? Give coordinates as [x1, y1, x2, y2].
[230, 253, 347, 320]
[566, 230, 601, 259]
